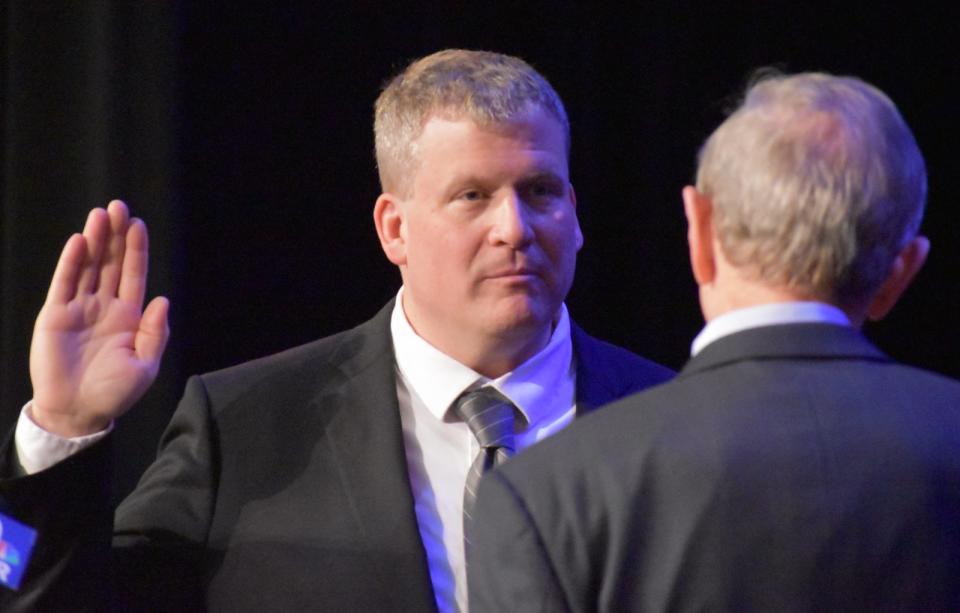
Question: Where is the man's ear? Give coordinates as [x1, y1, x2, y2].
[682, 186, 716, 286]
[569, 183, 583, 251]
[373, 193, 407, 266]
[865, 235, 930, 321]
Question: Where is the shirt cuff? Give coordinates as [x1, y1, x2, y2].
[15, 402, 113, 475]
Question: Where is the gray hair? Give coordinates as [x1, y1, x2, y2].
[374, 49, 569, 195]
[696, 71, 927, 307]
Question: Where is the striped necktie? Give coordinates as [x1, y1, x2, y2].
[454, 386, 518, 552]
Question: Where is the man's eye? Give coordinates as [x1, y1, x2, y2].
[460, 190, 484, 201]
[526, 182, 561, 199]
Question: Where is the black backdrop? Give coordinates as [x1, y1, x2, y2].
[2, 2, 957, 499]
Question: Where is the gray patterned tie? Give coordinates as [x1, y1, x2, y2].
[454, 386, 518, 552]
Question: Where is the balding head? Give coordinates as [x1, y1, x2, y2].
[695, 71, 926, 309]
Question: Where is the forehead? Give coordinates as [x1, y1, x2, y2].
[413, 109, 568, 176]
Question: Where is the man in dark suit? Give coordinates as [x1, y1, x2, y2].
[470, 72, 960, 612]
[0, 50, 671, 611]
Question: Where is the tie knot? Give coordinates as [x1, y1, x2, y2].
[453, 387, 517, 452]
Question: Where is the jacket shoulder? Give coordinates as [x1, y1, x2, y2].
[196, 303, 394, 412]
[572, 323, 674, 384]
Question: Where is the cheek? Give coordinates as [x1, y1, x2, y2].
[408, 224, 475, 279]
[540, 211, 581, 263]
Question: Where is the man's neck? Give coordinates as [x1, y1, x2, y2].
[697, 266, 863, 323]
[398, 292, 556, 379]
[701, 283, 812, 322]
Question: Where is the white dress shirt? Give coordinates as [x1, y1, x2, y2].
[15, 405, 112, 475]
[16, 289, 578, 613]
[691, 301, 852, 356]
[391, 289, 576, 613]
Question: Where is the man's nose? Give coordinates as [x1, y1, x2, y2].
[489, 191, 534, 248]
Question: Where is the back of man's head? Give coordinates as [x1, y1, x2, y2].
[696, 72, 927, 309]
[373, 49, 569, 196]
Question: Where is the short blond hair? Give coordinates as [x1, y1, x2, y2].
[374, 49, 569, 195]
[696, 71, 927, 307]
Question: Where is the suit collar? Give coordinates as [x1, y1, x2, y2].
[681, 323, 891, 379]
[691, 301, 851, 356]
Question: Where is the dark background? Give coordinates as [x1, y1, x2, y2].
[2, 2, 957, 498]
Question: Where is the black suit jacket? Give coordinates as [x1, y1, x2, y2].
[470, 323, 960, 612]
[0, 301, 672, 612]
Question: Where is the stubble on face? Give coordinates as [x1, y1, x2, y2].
[395, 109, 581, 376]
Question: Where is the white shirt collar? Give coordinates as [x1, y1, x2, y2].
[390, 288, 573, 429]
[691, 301, 852, 356]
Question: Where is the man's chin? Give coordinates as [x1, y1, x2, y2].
[481, 299, 557, 339]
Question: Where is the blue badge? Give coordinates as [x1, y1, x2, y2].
[0, 512, 37, 590]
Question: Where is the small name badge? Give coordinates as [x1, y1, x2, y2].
[0, 513, 38, 590]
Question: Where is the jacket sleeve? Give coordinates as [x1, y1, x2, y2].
[0, 375, 218, 612]
[0, 428, 115, 612]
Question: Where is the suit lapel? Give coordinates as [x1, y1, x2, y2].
[320, 302, 437, 612]
[314, 310, 670, 609]
[571, 322, 633, 416]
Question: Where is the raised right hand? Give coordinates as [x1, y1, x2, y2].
[29, 200, 170, 437]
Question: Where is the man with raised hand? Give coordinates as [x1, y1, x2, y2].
[469, 72, 960, 612]
[0, 50, 672, 612]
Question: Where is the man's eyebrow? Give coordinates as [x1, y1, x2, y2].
[440, 167, 567, 195]
[518, 170, 566, 184]
[444, 174, 493, 190]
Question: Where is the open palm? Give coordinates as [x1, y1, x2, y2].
[29, 201, 169, 437]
